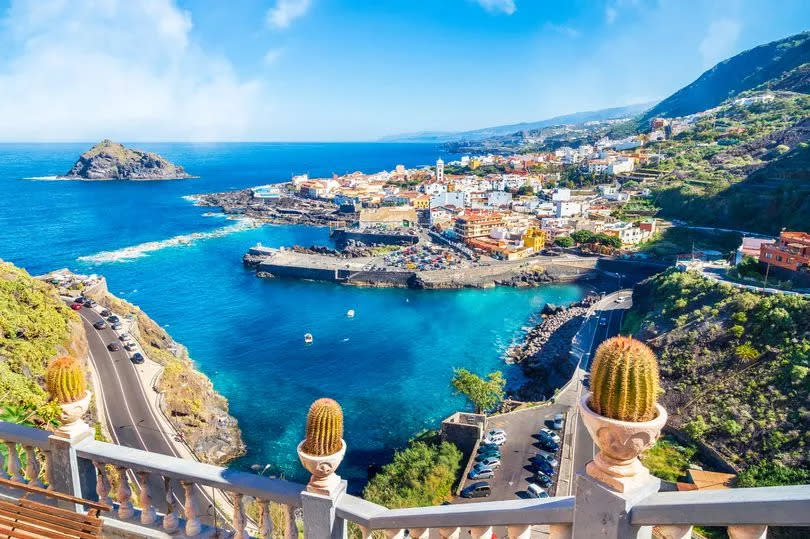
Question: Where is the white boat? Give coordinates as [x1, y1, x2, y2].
[346, 309, 355, 318]
[304, 333, 313, 344]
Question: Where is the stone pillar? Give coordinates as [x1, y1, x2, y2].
[47, 423, 94, 511]
[571, 472, 659, 539]
[300, 479, 347, 539]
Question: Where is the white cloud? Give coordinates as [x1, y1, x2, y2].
[544, 23, 581, 38]
[0, 0, 272, 142]
[266, 0, 312, 29]
[264, 48, 284, 66]
[473, 0, 516, 15]
[605, 6, 618, 24]
[699, 19, 742, 68]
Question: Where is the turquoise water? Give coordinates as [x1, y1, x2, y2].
[0, 143, 582, 488]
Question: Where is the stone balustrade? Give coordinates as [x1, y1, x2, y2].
[1, 419, 809, 538]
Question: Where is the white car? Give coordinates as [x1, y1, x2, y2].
[477, 456, 501, 469]
[485, 428, 506, 438]
[616, 296, 626, 303]
[526, 484, 549, 499]
[539, 428, 561, 444]
[484, 433, 506, 446]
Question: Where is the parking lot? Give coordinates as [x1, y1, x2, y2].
[454, 402, 569, 503]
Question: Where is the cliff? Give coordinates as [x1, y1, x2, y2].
[64, 139, 191, 180]
[87, 287, 245, 465]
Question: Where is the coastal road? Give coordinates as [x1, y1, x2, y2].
[72, 303, 224, 529]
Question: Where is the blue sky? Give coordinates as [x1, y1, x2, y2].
[0, 0, 807, 141]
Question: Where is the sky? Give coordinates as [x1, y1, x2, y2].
[0, 0, 807, 142]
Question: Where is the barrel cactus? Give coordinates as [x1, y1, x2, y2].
[302, 398, 343, 456]
[46, 356, 86, 404]
[589, 336, 660, 422]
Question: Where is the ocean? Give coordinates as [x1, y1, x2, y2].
[0, 142, 582, 488]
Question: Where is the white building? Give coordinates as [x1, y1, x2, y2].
[551, 188, 571, 202]
[487, 191, 513, 208]
[555, 201, 582, 218]
[430, 191, 465, 209]
[423, 183, 447, 196]
[607, 157, 635, 175]
[436, 159, 445, 183]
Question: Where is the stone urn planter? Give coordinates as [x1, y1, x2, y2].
[55, 390, 92, 439]
[297, 439, 347, 496]
[578, 392, 667, 492]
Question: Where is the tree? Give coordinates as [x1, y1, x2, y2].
[570, 230, 595, 245]
[451, 368, 505, 414]
[554, 236, 574, 248]
[516, 185, 534, 196]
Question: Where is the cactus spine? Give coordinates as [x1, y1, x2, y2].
[46, 356, 86, 404]
[589, 336, 660, 422]
[302, 398, 343, 456]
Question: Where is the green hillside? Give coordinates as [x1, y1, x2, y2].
[640, 31, 810, 124]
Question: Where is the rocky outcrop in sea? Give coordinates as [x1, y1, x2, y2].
[63, 139, 191, 180]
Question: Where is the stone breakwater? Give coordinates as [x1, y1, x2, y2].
[192, 187, 352, 227]
[506, 295, 598, 401]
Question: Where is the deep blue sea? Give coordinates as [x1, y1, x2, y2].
[0, 143, 581, 489]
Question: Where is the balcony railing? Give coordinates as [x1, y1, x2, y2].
[1, 419, 808, 538]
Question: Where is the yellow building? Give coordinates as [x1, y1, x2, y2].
[523, 227, 546, 251]
[412, 195, 430, 210]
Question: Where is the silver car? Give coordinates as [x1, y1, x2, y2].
[468, 467, 495, 480]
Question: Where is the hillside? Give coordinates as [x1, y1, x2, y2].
[640, 31, 810, 124]
[64, 139, 191, 180]
[0, 261, 88, 424]
[380, 102, 654, 143]
[624, 269, 810, 487]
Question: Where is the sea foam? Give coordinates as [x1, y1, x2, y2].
[77, 218, 260, 264]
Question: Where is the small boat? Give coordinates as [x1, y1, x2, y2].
[346, 309, 355, 318]
[304, 333, 313, 344]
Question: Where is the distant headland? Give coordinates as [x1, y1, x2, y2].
[62, 139, 192, 180]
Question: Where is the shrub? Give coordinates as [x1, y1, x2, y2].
[684, 416, 710, 440]
[735, 343, 759, 362]
[729, 325, 745, 339]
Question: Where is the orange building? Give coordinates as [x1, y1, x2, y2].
[454, 212, 503, 240]
[759, 231, 810, 272]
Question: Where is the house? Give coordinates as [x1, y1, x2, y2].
[554, 201, 582, 218]
[551, 188, 571, 202]
[523, 227, 546, 251]
[487, 190, 513, 208]
[358, 206, 418, 227]
[412, 195, 430, 210]
[454, 212, 504, 240]
[736, 237, 774, 265]
[430, 191, 465, 209]
[759, 231, 810, 272]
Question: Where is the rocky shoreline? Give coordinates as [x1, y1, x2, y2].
[63, 140, 192, 180]
[192, 187, 351, 227]
[506, 295, 598, 401]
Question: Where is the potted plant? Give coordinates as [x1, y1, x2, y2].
[297, 398, 346, 496]
[578, 336, 667, 492]
[46, 356, 92, 439]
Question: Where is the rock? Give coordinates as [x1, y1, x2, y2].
[63, 140, 191, 180]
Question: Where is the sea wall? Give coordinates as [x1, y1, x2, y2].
[330, 229, 419, 246]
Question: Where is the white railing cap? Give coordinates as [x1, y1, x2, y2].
[0, 421, 51, 449]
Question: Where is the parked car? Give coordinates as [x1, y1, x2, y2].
[478, 442, 499, 453]
[70, 302, 83, 310]
[119, 333, 133, 342]
[530, 472, 553, 488]
[552, 413, 564, 430]
[83, 299, 97, 307]
[107, 342, 121, 351]
[530, 458, 554, 477]
[461, 482, 491, 499]
[526, 484, 549, 499]
[534, 450, 559, 468]
[100, 309, 112, 317]
[476, 456, 501, 469]
[477, 444, 501, 455]
[111, 322, 122, 330]
[537, 437, 559, 452]
[93, 319, 107, 330]
[471, 462, 492, 474]
[485, 428, 506, 438]
[130, 353, 144, 364]
[540, 428, 561, 444]
[468, 467, 494, 480]
[74, 296, 87, 304]
[107, 315, 120, 324]
[616, 296, 626, 303]
[124, 342, 137, 351]
[484, 432, 506, 446]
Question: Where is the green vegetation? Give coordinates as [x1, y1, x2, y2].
[302, 398, 343, 456]
[362, 437, 462, 508]
[0, 261, 82, 424]
[570, 229, 622, 249]
[638, 227, 742, 260]
[554, 236, 574, 248]
[639, 30, 810, 123]
[626, 268, 810, 486]
[641, 437, 697, 482]
[450, 368, 505, 414]
[590, 336, 660, 422]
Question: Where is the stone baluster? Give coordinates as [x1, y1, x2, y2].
[92, 462, 112, 507]
[549, 523, 573, 539]
[257, 499, 273, 538]
[408, 529, 429, 539]
[42, 450, 54, 489]
[162, 477, 179, 533]
[4, 442, 23, 482]
[357, 525, 373, 539]
[284, 505, 296, 538]
[231, 492, 249, 539]
[657, 525, 693, 539]
[23, 446, 43, 488]
[438, 527, 460, 539]
[382, 530, 404, 539]
[470, 526, 494, 538]
[136, 471, 156, 525]
[115, 466, 134, 519]
[728, 525, 768, 539]
[507, 525, 532, 539]
[181, 480, 202, 536]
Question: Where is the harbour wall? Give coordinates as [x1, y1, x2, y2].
[330, 229, 419, 246]
[258, 260, 416, 286]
